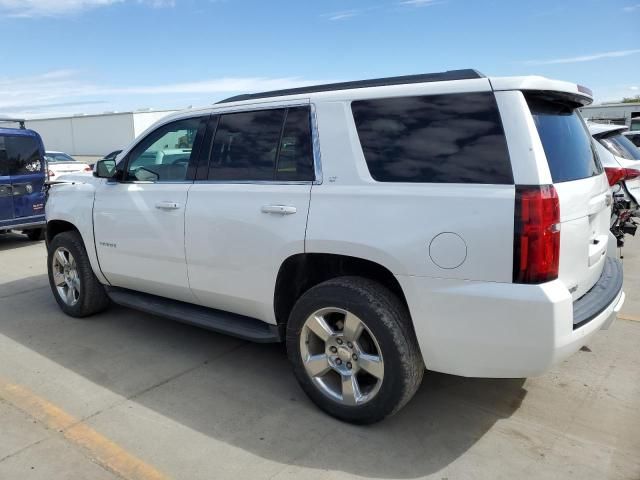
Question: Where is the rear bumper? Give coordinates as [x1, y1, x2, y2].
[397, 260, 625, 378]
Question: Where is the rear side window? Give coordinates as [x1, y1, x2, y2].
[0, 135, 43, 176]
[276, 108, 314, 181]
[0, 138, 8, 176]
[527, 96, 601, 183]
[207, 106, 314, 182]
[351, 92, 513, 184]
[209, 109, 284, 181]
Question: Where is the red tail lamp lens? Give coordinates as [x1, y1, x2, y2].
[513, 185, 561, 284]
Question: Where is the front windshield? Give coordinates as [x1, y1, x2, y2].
[599, 133, 640, 161]
[45, 152, 76, 162]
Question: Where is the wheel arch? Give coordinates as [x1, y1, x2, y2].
[274, 253, 410, 327]
[46, 219, 79, 246]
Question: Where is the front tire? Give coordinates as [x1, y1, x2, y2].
[47, 231, 110, 317]
[286, 276, 424, 424]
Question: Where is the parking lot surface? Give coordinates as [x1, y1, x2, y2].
[0, 233, 639, 480]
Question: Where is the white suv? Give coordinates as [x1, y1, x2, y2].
[45, 70, 625, 424]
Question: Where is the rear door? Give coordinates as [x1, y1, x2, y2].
[7, 134, 46, 221]
[0, 133, 45, 225]
[185, 105, 314, 323]
[527, 94, 610, 299]
[0, 137, 14, 223]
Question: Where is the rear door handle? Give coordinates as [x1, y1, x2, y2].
[261, 205, 297, 215]
[155, 201, 181, 210]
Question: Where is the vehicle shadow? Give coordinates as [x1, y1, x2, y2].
[0, 274, 527, 479]
[0, 232, 44, 252]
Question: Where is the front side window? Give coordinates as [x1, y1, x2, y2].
[351, 92, 513, 184]
[0, 135, 43, 175]
[207, 106, 314, 182]
[126, 117, 203, 182]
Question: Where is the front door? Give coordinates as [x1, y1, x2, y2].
[93, 116, 207, 303]
[186, 105, 315, 323]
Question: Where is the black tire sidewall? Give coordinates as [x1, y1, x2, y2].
[26, 228, 44, 241]
[286, 277, 421, 424]
[47, 231, 106, 317]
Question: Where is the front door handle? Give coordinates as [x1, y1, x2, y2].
[155, 201, 181, 210]
[261, 205, 297, 215]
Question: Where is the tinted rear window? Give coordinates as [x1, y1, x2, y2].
[627, 134, 640, 148]
[599, 133, 640, 161]
[0, 135, 43, 176]
[351, 92, 513, 184]
[209, 109, 284, 181]
[527, 96, 601, 183]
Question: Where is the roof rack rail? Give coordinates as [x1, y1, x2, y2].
[216, 69, 485, 104]
[0, 117, 27, 129]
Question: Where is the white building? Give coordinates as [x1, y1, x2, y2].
[580, 102, 640, 131]
[0, 109, 179, 160]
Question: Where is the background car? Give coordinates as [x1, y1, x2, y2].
[45, 151, 92, 181]
[589, 123, 640, 248]
[589, 123, 640, 204]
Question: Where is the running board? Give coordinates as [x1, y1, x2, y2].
[105, 287, 282, 343]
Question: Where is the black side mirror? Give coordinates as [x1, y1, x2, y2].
[133, 166, 159, 182]
[94, 159, 116, 178]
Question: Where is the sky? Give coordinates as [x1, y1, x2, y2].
[0, 0, 639, 118]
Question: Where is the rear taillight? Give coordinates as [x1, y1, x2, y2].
[513, 185, 560, 284]
[605, 167, 640, 186]
[48, 169, 55, 177]
[84, 166, 93, 172]
[624, 168, 640, 180]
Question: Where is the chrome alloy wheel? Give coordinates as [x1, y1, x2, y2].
[300, 307, 384, 406]
[51, 247, 81, 306]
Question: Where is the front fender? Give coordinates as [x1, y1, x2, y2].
[46, 181, 109, 285]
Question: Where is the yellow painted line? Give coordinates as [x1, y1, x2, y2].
[0, 379, 170, 480]
[618, 314, 640, 323]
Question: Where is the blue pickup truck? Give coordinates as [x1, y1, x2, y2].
[0, 123, 47, 240]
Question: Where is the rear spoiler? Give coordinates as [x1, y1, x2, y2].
[587, 123, 629, 138]
[490, 76, 593, 106]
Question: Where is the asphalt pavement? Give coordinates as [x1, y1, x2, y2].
[0, 232, 639, 480]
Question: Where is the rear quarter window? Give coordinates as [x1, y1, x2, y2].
[351, 92, 513, 184]
[527, 96, 602, 183]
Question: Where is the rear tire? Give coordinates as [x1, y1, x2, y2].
[47, 231, 110, 317]
[286, 276, 424, 424]
[25, 228, 45, 241]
